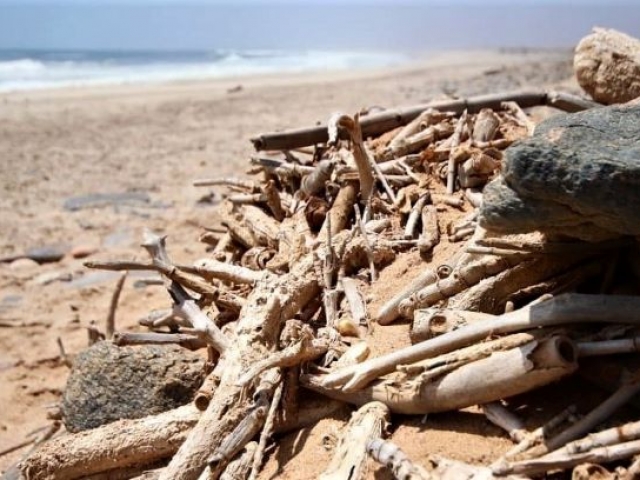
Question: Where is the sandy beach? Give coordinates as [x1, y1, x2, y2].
[0, 49, 577, 477]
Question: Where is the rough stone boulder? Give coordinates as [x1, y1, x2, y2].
[62, 341, 206, 432]
[479, 101, 640, 241]
[575, 27, 640, 105]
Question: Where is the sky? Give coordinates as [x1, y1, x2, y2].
[0, 1, 638, 51]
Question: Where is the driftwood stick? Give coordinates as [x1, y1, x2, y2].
[404, 193, 430, 239]
[317, 294, 640, 392]
[190, 259, 263, 285]
[482, 402, 527, 443]
[417, 205, 439, 255]
[218, 442, 257, 480]
[464, 188, 483, 208]
[247, 381, 283, 480]
[159, 252, 321, 480]
[410, 308, 494, 343]
[319, 402, 391, 480]
[113, 331, 207, 351]
[577, 336, 640, 357]
[334, 113, 376, 204]
[366, 438, 429, 480]
[236, 337, 329, 387]
[446, 110, 468, 194]
[193, 177, 258, 191]
[498, 405, 578, 462]
[20, 405, 200, 480]
[388, 108, 450, 149]
[341, 277, 368, 327]
[494, 439, 640, 477]
[169, 283, 229, 354]
[501, 101, 535, 135]
[398, 255, 514, 318]
[379, 123, 454, 161]
[521, 372, 640, 460]
[304, 336, 577, 414]
[354, 205, 376, 282]
[301, 159, 334, 196]
[250, 90, 597, 151]
[106, 271, 127, 340]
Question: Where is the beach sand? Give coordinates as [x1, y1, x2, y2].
[0, 49, 578, 477]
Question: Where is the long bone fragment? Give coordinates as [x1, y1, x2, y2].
[317, 294, 640, 392]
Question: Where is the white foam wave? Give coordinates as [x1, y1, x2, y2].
[0, 50, 407, 92]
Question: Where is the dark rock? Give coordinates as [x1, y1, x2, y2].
[62, 341, 206, 432]
[25, 245, 69, 263]
[479, 101, 640, 240]
[63, 191, 151, 211]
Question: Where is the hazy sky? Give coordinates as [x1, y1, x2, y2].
[0, 2, 638, 51]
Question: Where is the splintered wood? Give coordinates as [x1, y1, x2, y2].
[22, 89, 640, 480]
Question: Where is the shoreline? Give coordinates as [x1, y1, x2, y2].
[0, 48, 571, 103]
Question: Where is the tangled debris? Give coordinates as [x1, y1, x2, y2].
[13, 76, 640, 480]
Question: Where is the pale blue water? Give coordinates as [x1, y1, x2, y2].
[0, 48, 408, 92]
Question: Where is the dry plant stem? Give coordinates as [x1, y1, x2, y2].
[193, 178, 258, 191]
[624, 455, 640, 480]
[159, 253, 320, 480]
[398, 255, 515, 318]
[105, 271, 127, 340]
[482, 402, 527, 443]
[494, 439, 640, 477]
[218, 442, 257, 480]
[191, 259, 263, 285]
[335, 113, 376, 203]
[20, 405, 200, 480]
[446, 110, 468, 194]
[113, 331, 207, 351]
[388, 108, 445, 149]
[404, 193, 429, 239]
[560, 420, 640, 456]
[430, 193, 464, 208]
[523, 373, 640, 459]
[319, 401, 390, 480]
[378, 123, 454, 161]
[170, 283, 229, 354]
[341, 277, 368, 326]
[248, 381, 283, 480]
[250, 90, 598, 151]
[500, 405, 578, 461]
[366, 438, 430, 480]
[304, 336, 577, 414]
[577, 336, 640, 357]
[431, 456, 525, 480]
[318, 294, 640, 392]
[418, 205, 439, 255]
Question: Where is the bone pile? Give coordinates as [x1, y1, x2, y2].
[20, 90, 640, 480]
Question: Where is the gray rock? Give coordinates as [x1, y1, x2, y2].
[479, 101, 640, 240]
[63, 191, 151, 211]
[62, 341, 206, 432]
[575, 28, 640, 105]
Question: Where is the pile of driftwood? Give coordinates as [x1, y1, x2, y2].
[18, 89, 640, 480]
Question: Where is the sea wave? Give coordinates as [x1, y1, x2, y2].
[0, 49, 408, 92]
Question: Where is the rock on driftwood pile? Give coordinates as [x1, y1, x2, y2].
[575, 27, 640, 105]
[13, 50, 640, 480]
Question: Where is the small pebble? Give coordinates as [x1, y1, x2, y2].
[9, 258, 39, 270]
[71, 245, 99, 259]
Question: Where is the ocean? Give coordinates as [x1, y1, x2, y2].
[0, 49, 408, 92]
